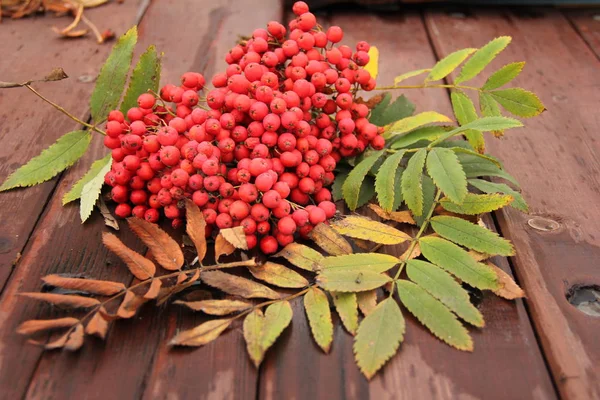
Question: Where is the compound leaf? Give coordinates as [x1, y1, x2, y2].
[455, 36, 511, 84]
[482, 62, 525, 90]
[342, 151, 384, 211]
[63, 153, 111, 205]
[426, 48, 476, 82]
[401, 148, 427, 216]
[375, 150, 405, 211]
[490, 88, 545, 118]
[426, 147, 467, 204]
[120, 45, 161, 113]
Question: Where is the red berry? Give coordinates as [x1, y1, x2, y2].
[260, 236, 278, 254]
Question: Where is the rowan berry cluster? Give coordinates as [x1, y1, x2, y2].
[102, 1, 383, 254]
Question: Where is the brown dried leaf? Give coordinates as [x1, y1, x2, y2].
[169, 318, 232, 347]
[127, 218, 184, 271]
[357, 290, 378, 316]
[215, 232, 235, 261]
[399, 243, 421, 262]
[176, 272, 188, 284]
[43, 67, 68, 82]
[248, 262, 309, 288]
[174, 299, 252, 315]
[99, 197, 119, 230]
[41, 323, 84, 351]
[143, 279, 162, 299]
[80, 0, 109, 7]
[356, 93, 385, 109]
[19, 292, 100, 309]
[185, 199, 207, 262]
[487, 262, 526, 300]
[117, 291, 148, 319]
[220, 226, 248, 250]
[274, 243, 323, 272]
[156, 270, 200, 306]
[102, 232, 155, 280]
[308, 223, 353, 256]
[42, 274, 125, 296]
[368, 204, 416, 225]
[17, 318, 80, 335]
[85, 307, 109, 339]
[201, 270, 280, 300]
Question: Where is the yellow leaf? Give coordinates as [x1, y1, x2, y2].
[368, 204, 416, 225]
[357, 290, 378, 316]
[249, 262, 309, 288]
[384, 111, 453, 139]
[174, 299, 252, 315]
[365, 46, 379, 80]
[274, 243, 324, 271]
[321, 253, 399, 273]
[331, 215, 411, 245]
[243, 301, 293, 367]
[304, 287, 334, 353]
[487, 261, 525, 299]
[308, 223, 353, 256]
[331, 292, 359, 335]
[201, 270, 280, 299]
[169, 318, 233, 347]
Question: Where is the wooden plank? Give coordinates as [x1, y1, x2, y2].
[564, 9, 600, 59]
[259, 10, 556, 400]
[0, 1, 146, 291]
[425, 8, 600, 399]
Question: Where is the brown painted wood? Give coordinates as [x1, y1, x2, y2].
[564, 8, 600, 59]
[425, 7, 600, 399]
[259, 9, 556, 400]
[0, 1, 147, 292]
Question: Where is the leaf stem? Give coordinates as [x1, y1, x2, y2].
[24, 85, 106, 135]
[375, 83, 481, 92]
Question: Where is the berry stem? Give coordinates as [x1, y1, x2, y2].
[24, 84, 106, 135]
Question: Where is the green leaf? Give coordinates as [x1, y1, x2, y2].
[0, 130, 92, 191]
[490, 88, 545, 118]
[332, 168, 348, 201]
[79, 155, 112, 222]
[120, 45, 162, 114]
[321, 254, 399, 273]
[426, 147, 467, 204]
[331, 292, 358, 335]
[482, 62, 525, 90]
[385, 112, 453, 139]
[396, 280, 473, 350]
[375, 150, 405, 211]
[419, 236, 499, 290]
[390, 126, 450, 150]
[304, 287, 334, 353]
[369, 93, 415, 127]
[415, 175, 436, 227]
[451, 91, 484, 153]
[430, 216, 514, 256]
[274, 243, 324, 272]
[479, 92, 502, 118]
[455, 36, 511, 84]
[426, 48, 476, 82]
[406, 260, 484, 327]
[468, 178, 528, 212]
[458, 152, 519, 187]
[316, 270, 392, 292]
[440, 193, 513, 215]
[353, 298, 405, 379]
[394, 68, 430, 85]
[342, 151, 384, 211]
[391, 167, 404, 212]
[432, 116, 522, 147]
[451, 147, 502, 168]
[401, 148, 427, 216]
[243, 301, 293, 367]
[90, 26, 137, 123]
[63, 154, 111, 205]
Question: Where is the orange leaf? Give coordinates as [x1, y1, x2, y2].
[169, 318, 233, 347]
[201, 270, 280, 299]
[17, 318, 80, 335]
[85, 307, 109, 339]
[185, 199, 207, 262]
[127, 218, 184, 271]
[143, 279, 162, 299]
[42, 274, 125, 296]
[357, 290, 378, 316]
[219, 226, 248, 250]
[215, 232, 235, 261]
[41, 323, 84, 351]
[174, 299, 252, 315]
[117, 291, 148, 318]
[368, 204, 416, 225]
[102, 232, 155, 280]
[19, 292, 100, 308]
[487, 262, 526, 299]
[399, 243, 421, 262]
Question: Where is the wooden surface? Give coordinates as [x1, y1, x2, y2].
[0, 2, 598, 399]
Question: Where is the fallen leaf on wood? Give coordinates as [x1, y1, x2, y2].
[99, 197, 119, 230]
[42, 274, 125, 296]
[201, 270, 280, 299]
[85, 307, 109, 339]
[174, 299, 252, 315]
[19, 292, 100, 308]
[170, 318, 233, 347]
[156, 269, 200, 306]
[102, 232, 155, 280]
[243, 301, 293, 367]
[40, 323, 85, 351]
[17, 318, 80, 335]
[143, 279, 162, 299]
[487, 261, 525, 299]
[274, 243, 323, 271]
[185, 199, 207, 262]
[127, 218, 184, 271]
[308, 223, 352, 256]
[248, 262, 309, 288]
[117, 290, 148, 318]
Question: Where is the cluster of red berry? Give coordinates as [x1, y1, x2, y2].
[102, 1, 383, 254]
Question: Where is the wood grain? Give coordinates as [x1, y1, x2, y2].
[0, 1, 147, 290]
[564, 8, 600, 59]
[425, 7, 600, 399]
[259, 9, 556, 400]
